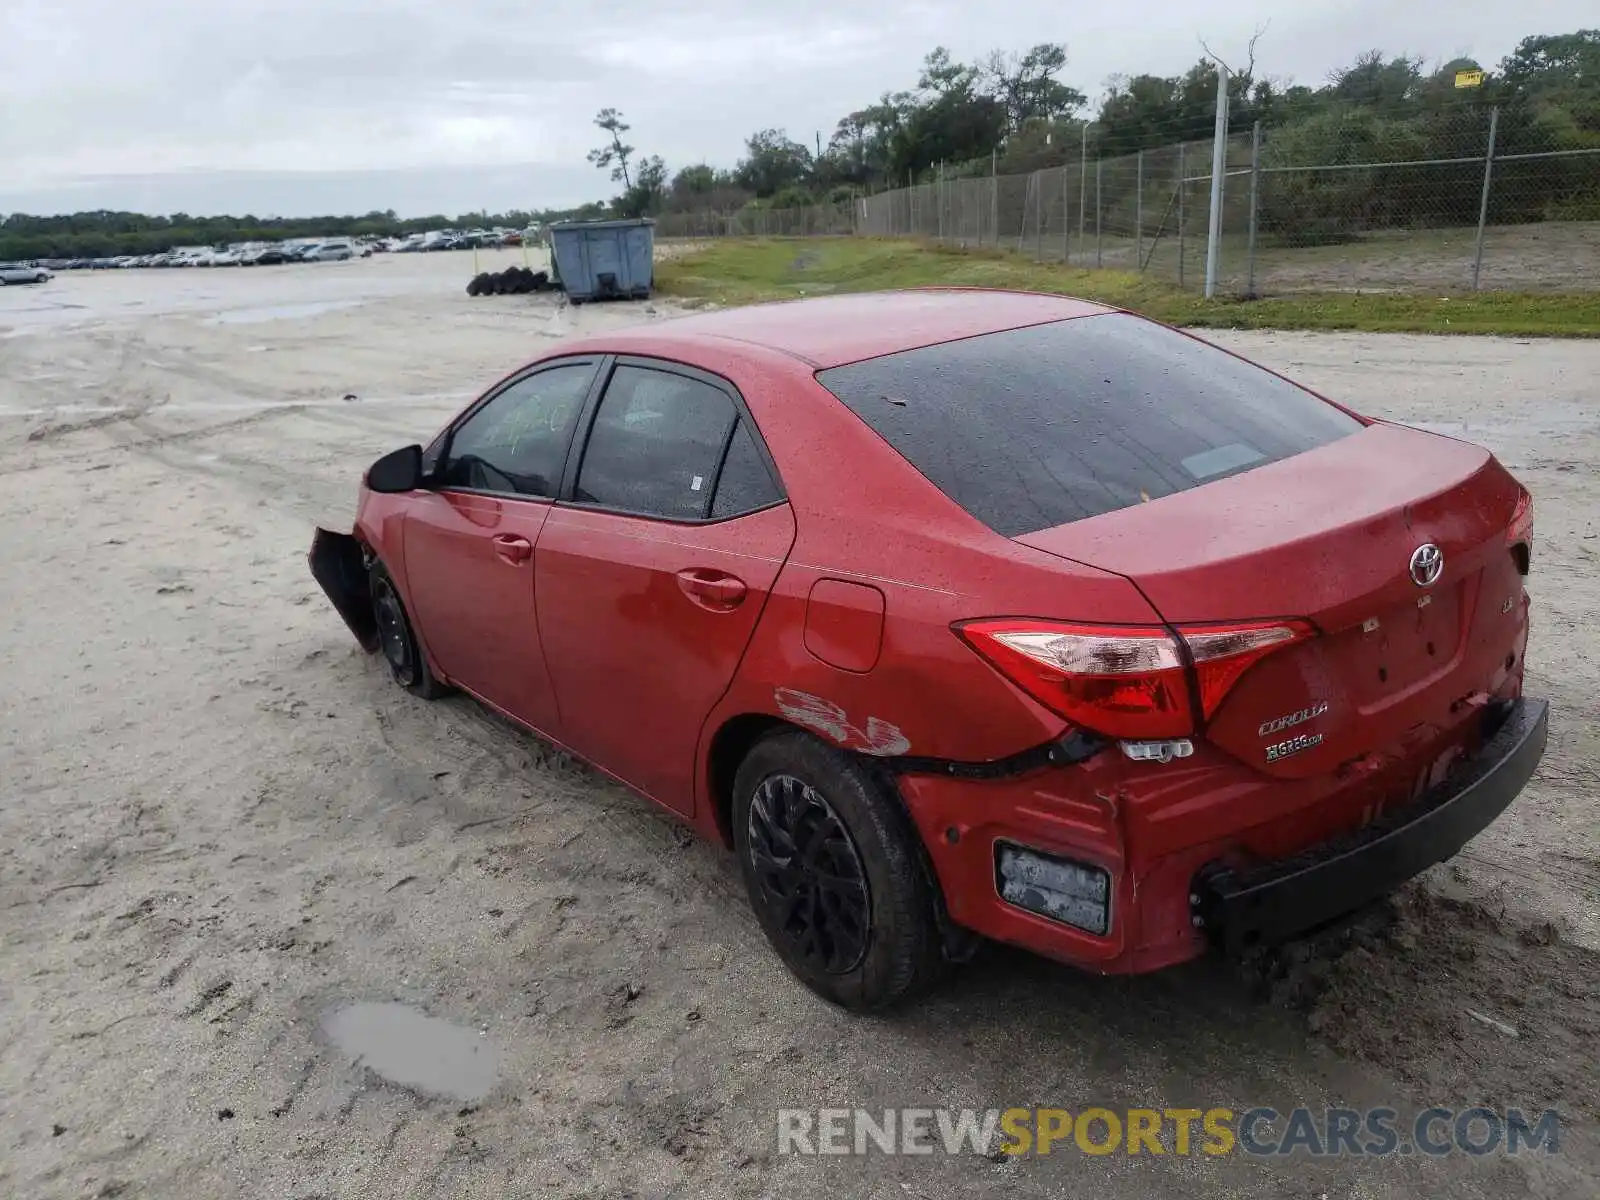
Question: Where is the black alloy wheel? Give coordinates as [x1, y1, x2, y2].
[746, 773, 871, 975]
[366, 563, 446, 699]
[372, 573, 415, 685]
[732, 732, 945, 1010]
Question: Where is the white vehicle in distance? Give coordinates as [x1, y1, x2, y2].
[0, 262, 53, 285]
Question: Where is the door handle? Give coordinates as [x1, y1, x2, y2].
[491, 533, 533, 565]
[675, 568, 747, 610]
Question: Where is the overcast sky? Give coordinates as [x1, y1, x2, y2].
[0, 0, 1590, 218]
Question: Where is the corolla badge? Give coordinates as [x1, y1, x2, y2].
[1410, 543, 1444, 588]
[1258, 701, 1329, 739]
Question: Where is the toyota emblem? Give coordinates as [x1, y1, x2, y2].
[1409, 543, 1444, 588]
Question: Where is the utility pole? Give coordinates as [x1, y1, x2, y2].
[1472, 107, 1500, 292]
[1204, 63, 1229, 298]
[991, 148, 998, 248]
[1077, 124, 1088, 260]
[1135, 150, 1144, 271]
[1246, 120, 1262, 297]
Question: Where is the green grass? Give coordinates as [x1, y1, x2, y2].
[654, 238, 1600, 337]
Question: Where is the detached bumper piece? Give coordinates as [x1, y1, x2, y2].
[1195, 697, 1549, 955]
[308, 527, 379, 652]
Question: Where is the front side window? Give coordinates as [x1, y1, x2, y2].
[437, 362, 595, 496]
[575, 366, 740, 520]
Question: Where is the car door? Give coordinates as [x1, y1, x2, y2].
[401, 358, 600, 734]
[536, 359, 795, 816]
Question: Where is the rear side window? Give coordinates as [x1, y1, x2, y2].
[710, 421, 782, 518]
[816, 313, 1362, 536]
[575, 366, 737, 520]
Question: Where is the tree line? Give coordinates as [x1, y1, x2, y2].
[588, 29, 1599, 241]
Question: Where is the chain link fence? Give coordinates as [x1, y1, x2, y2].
[654, 204, 854, 239]
[658, 97, 1600, 295]
[854, 107, 1600, 294]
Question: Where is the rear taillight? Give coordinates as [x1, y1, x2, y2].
[1183, 624, 1309, 720]
[955, 618, 1313, 740]
[1508, 489, 1533, 574]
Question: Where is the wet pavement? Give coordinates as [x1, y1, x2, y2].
[0, 247, 547, 337]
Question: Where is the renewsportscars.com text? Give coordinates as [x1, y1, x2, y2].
[776, 1106, 1562, 1158]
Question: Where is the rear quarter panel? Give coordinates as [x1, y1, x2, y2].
[693, 368, 1165, 821]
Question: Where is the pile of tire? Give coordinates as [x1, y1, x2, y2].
[466, 267, 555, 296]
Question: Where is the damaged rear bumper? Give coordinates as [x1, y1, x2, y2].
[308, 527, 378, 651]
[1194, 696, 1550, 954]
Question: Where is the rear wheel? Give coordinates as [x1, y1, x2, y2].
[369, 563, 447, 698]
[732, 732, 943, 1010]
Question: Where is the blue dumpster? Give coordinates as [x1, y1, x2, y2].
[548, 218, 654, 303]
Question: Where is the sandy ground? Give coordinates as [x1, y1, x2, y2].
[2, 251, 1598, 1199]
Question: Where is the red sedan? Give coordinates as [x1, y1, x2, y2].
[310, 289, 1547, 1010]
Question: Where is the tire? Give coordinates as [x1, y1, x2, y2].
[732, 731, 943, 1011]
[368, 562, 448, 699]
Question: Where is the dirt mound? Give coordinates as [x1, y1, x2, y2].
[1243, 867, 1600, 1123]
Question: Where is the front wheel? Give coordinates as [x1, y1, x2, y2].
[732, 732, 944, 1010]
[368, 563, 448, 698]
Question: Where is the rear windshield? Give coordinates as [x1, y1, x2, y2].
[816, 313, 1362, 536]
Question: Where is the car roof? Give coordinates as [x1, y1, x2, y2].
[569, 288, 1116, 370]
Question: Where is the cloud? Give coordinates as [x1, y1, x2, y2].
[0, 0, 1591, 215]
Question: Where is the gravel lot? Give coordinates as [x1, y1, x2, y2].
[2, 252, 1597, 1199]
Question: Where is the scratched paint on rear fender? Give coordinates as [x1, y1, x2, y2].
[773, 687, 911, 756]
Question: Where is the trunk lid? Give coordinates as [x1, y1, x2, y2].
[1016, 422, 1529, 778]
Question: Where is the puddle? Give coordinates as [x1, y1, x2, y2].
[321, 1002, 498, 1101]
[206, 300, 362, 326]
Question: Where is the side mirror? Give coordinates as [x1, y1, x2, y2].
[366, 444, 424, 493]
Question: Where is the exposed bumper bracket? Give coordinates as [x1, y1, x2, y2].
[885, 728, 1107, 781]
[308, 527, 379, 652]
[1194, 697, 1549, 955]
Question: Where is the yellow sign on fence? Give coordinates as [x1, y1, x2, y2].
[1455, 69, 1485, 89]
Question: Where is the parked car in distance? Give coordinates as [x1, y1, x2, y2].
[303, 243, 354, 262]
[309, 290, 1546, 1011]
[0, 262, 53, 284]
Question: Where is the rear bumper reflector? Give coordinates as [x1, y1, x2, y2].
[1193, 696, 1549, 954]
[996, 842, 1111, 935]
[1121, 739, 1193, 763]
